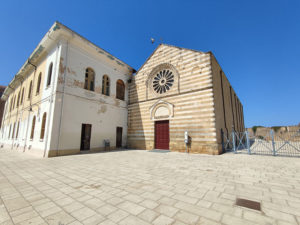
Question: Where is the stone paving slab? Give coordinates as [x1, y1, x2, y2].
[0, 148, 300, 225]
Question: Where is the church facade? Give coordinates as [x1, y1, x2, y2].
[0, 22, 244, 157]
[128, 44, 244, 154]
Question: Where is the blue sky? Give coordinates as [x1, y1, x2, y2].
[0, 0, 299, 128]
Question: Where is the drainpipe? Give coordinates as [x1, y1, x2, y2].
[11, 76, 26, 150]
[229, 86, 235, 131]
[28, 60, 38, 110]
[43, 42, 61, 157]
[1, 94, 9, 138]
[14, 77, 24, 150]
[56, 41, 69, 156]
[18, 78, 26, 151]
[220, 70, 228, 138]
[0, 98, 7, 138]
[23, 60, 37, 152]
[6, 84, 15, 147]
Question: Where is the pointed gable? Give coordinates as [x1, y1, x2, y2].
[129, 44, 211, 104]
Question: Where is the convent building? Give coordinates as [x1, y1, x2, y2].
[0, 22, 244, 157]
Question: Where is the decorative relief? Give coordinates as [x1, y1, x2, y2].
[149, 100, 174, 120]
[154, 106, 169, 118]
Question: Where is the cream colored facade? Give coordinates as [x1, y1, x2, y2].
[0, 22, 244, 157]
[0, 22, 134, 157]
[127, 44, 244, 154]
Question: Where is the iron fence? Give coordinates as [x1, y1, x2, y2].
[223, 129, 300, 157]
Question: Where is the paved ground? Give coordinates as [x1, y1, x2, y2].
[0, 149, 300, 225]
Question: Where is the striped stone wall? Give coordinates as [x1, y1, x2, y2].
[128, 44, 220, 154]
[210, 54, 245, 150]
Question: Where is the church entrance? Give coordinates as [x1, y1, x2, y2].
[155, 120, 169, 150]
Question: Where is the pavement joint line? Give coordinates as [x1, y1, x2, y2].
[0, 163, 79, 225]
[0, 169, 46, 224]
[1, 148, 300, 224]
[0, 194, 14, 224]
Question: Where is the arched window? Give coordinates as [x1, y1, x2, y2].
[30, 116, 36, 140]
[17, 91, 20, 108]
[116, 79, 125, 100]
[12, 122, 16, 139]
[40, 113, 47, 140]
[16, 121, 20, 139]
[47, 62, 53, 86]
[9, 97, 13, 112]
[13, 95, 16, 109]
[28, 81, 32, 99]
[20, 88, 24, 105]
[8, 124, 11, 139]
[36, 72, 42, 94]
[102, 75, 110, 96]
[84, 68, 95, 91]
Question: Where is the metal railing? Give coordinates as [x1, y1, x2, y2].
[223, 129, 300, 157]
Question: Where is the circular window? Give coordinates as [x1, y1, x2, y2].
[152, 69, 174, 94]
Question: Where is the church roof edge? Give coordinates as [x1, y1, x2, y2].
[134, 43, 211, 76]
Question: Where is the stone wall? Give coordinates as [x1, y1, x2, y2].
[47, 40, 132, 157]
[128, 44, 245, 155]
[210, 54, 245, 152]
[0, 22, 134, 158]
[128, 44, 219, 154]
[0, 46, 59, 157]
[247, 126, 300, 142]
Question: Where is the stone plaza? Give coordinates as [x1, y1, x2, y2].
[0, 149, 300, 225]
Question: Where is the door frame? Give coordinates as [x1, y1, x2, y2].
[80, 124, 92, 151]
[116, 126, 123, 148]
[154, 120, 170, 150]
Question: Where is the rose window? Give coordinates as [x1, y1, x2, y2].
[152, 69, 174, 94]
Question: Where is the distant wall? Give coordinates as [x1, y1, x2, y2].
[248, 126, 300, 141]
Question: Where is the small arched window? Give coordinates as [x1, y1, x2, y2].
[30, 116, 36, 140]
[116, 79, 125, 100]
[84, 68, 95, 91]
[20, 88, 24, 105]
[28, 81, 32, 99]
[36, 72, 42, 94]
[17, 91, 20, 108]
[102, 75, 110, 96]
[47, 62, 53, 86]
[40, 112, 47, 140]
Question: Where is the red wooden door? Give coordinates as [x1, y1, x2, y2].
[155, 120, 169, 150]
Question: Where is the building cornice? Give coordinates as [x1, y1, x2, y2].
[2, 21, 135, 101]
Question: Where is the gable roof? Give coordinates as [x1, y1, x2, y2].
[135, 43, 208, 75]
